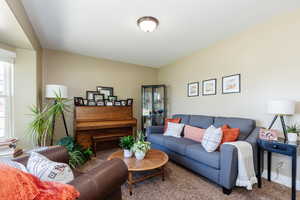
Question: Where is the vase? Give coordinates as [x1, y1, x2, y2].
[135, 151, 145, 160]
[123, 149, 133, 158]
[287, 133, 298, 142]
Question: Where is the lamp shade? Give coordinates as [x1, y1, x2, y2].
[267, 100, 295, 115]
[45, 84, 68, 99]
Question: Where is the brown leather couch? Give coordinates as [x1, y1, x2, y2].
[13, 146, 128, 200]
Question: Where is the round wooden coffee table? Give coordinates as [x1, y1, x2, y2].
[107, 149, 169, 195]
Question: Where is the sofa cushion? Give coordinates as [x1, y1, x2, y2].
[186, 144, 220, 169]
[148, 134, 166, 146]
[172, 114, 190, 124]
[164, 118, 181, 131]
[184, 125, 205, 142]
[164, 137, 198, 155]
[189, 115, 214, 128]
[213, 117, 255, 140]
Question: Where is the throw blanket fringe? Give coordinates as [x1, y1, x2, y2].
[225, 141, 257, 190]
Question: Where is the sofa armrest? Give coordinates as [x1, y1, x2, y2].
[146, 125, 164, 137]
[219, 144, 238, 190]
[245, 127, 260, 174]
[69, 158, 128, 200]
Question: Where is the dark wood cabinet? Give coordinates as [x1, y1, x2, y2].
[141, 85, 166, 132]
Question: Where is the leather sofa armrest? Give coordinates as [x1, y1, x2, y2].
[69, 158, 128, 200]
[245, 127, 261, 174]
[219, 144, 238, 190]
[146, 126, 164, 137]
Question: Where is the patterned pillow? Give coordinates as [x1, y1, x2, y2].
[27, 152, 74, 183]
[0, 160, 28, 173]
[201, 125, 223, 152]
[164, 122, 185, 138]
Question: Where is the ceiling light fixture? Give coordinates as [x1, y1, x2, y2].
[137, 16, 159, 32]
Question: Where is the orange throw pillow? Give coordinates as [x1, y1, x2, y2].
[164, 118, 181, 131]
[220, 124, 240, 145]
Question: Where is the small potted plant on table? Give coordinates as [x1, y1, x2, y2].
[132, 131, 151, 160]
[287, 124, 299, 142]
[120, 136, 134, 158]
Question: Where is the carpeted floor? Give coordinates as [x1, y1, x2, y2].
[84, 149, 298, 200]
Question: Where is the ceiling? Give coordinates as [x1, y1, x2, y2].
[21, 0, 300, 67]
[0, 1, 32, 49]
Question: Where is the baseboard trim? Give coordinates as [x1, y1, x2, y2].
[261, 171, 300, 191]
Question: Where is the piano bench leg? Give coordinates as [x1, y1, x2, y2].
[92, 139, 97, 157]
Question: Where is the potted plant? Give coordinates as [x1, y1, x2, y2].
[120, 136, 134, 158]
[132, 140, 151, 160]
[287, 124, 299, 142]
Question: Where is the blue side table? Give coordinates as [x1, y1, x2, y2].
[257, 138, 299, 200]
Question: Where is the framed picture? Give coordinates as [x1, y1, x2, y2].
[74, 97, 84, 106]
[86, 91, 99, 100]
[105, 101, 113, 106]
[96, 86, 113, 99]
[120, 100, 127, 106]
[202, 79, 217, 96]
[83, 99, 88, 106]
[127, 98, 133, 106]
[94, 94, 104, 102]
[96, 100, 105, 106]
[88, 100, 96, 106]
[114, 101, 121, 106]
[108, 95, 117, 102]
[187, 82, 199, 97]
[222, 74, 241, 94]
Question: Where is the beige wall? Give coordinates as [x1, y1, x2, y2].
[158, 10, 300, 183]
[43, 49, 158, 141]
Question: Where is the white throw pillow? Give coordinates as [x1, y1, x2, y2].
[0, 160, 28, 173]
[27, 152, 74, 183]
[164, 122, 185, 138]
[201, 125, 223, 152]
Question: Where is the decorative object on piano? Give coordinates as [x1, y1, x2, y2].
[96, 100, 105, 106]
[88, 100, 96, 106]
[86, 91, 99, 100]
[74, 97, 84, 106]
[57, 136, 93, 168]
[96, 86, 114, 99]
[83, 99, 88, 106]
[105, 100, 114, 106]
[94, 94, 104, 102]
[132, 131, 151, 160]
[127, 98, 133, 106]
[0, 138, 18, 157]
[286, 124, 299, 142]
[259, 128, 278, 141]
[108, 95, 117, 102]
[114, 101, 121, 106]
[28, 88, 70, 146]
[120, 100, 127, 106]
[120, 135, 134, 158]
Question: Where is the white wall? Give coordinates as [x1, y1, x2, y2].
[158, 9, 300, 185]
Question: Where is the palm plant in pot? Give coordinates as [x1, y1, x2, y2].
[287, 124, 299, 142]
[120, 136, 134, 158]
[132, 131, 151, 160]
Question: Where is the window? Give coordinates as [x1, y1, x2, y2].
[0, 59, 13, 139]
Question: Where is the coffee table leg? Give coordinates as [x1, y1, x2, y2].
[162, 166, 165, 181]
[128, 171, 133, 195]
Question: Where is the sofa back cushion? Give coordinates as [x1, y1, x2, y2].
[172, 114, 190, 124]
[213, 117, 255, 140]
[189, 115, 214, 128]
[184, 125, 205, 142]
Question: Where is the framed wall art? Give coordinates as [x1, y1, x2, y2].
[108, 95, 117, 102]
[187, 82, 199, 97]
[96, 86, 114, 99]
[86, 91, 99, 100]
[202, 79, 216, 96]
[222, 74, 241, 94]
[94, 94, 104, 102]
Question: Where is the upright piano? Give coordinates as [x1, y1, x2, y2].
[74, 106, 137, 151]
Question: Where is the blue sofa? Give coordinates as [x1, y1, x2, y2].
[147, 114, 260, 194]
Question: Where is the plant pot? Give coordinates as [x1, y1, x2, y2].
[123, 149, 133, 158]
[135, 151, 145, 160]
[287, 133, 298, 142]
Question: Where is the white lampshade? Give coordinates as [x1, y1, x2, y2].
[45, 84, 68, 99]
[267, 100, 295, 115]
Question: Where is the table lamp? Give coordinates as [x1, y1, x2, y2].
[45, 84, 69, 145]
[267, 100, 295, 140]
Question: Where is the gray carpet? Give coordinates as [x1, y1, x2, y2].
[84, 149, 298, 200]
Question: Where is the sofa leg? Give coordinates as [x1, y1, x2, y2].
[222, 187, 232, 195]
